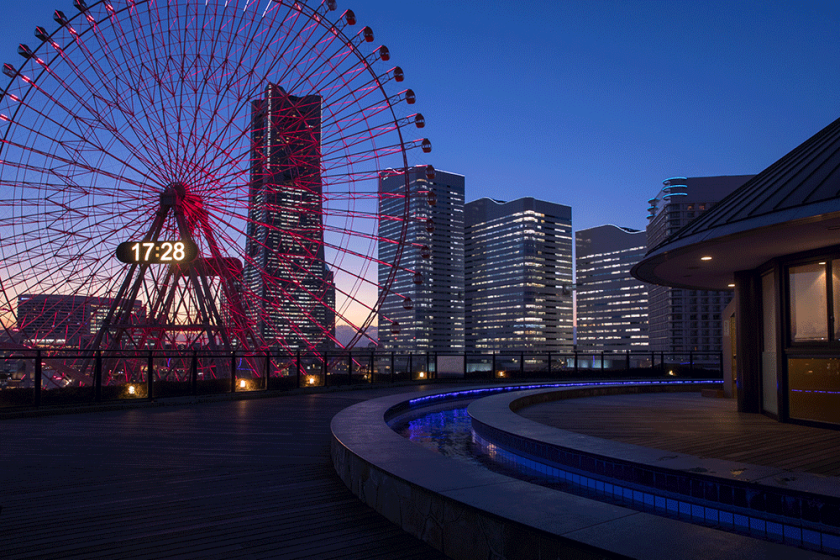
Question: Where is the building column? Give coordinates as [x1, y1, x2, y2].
[734, 270, 761, 413]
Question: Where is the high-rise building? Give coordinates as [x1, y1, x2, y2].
[378, 168, 465, 353]
[464, 198, 573, 352]
[575, 225, 648, 352]
[645, 175, 753, 357]
[244, 84, 335, 351]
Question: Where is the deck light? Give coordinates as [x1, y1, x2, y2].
[701, 256, 712, 261]
[128, 385, 135, 394]
[239, 379, 246, 389]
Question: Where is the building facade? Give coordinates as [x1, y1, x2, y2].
[645, 176, 753, 359]
[244, 84, 335, 352]
[464, 198, 573, 352]
[576, 225, 648, 352]
[378, 168, 465, 353]
[17, 294, 144, 347]
[633, 115, 840, 429]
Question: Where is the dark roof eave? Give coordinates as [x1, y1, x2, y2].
[632, 202, 840, 289]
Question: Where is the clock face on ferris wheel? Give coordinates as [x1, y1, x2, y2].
[115, 241, 199, 264]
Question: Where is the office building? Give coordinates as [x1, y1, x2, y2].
[465, 197, 573, 352]
[17, 294, 144, 347]
[634, 115, 840, 428]
[244, 84, 335, 351]
[645, 175, 753, 358]
[378, 168, 465, 353]
[576, 225, 648, 352]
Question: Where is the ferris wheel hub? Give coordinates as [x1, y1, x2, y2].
[160, 182, 187, 208]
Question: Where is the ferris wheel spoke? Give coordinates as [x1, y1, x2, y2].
[49, 14, 166, 179]
[0, 0, 422, 355]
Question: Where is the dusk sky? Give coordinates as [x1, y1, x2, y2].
[2, 0, 838, 235]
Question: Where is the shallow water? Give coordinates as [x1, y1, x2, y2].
[388, 399, 559, 485]
[387, 395, 840, 555]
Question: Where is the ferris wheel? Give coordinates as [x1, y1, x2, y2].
[0, 0, 432, 371]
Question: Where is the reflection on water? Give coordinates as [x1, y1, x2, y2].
[388, 397, 840, 555]
[388, 399, 560, 485]
[390, 401, 477, 460]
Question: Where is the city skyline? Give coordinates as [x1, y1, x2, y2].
[2, 2, 837, 233]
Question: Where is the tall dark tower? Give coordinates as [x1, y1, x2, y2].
[245, 84, 335, 351]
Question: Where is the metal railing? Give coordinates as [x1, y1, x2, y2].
[0, 349, 723, 409]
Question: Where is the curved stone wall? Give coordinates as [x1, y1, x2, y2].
[331, 383, 829, 559]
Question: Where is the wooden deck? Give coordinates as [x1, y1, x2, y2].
[517, 392, 840, 476]
[0, 387, 449, 560]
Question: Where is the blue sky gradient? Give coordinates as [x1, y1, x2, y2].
[2, 0, 838, 233]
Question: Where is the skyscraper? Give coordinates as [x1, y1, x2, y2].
[575, 225, 648, 352]
[645, 175, 753, 358]
[378, 168, 465, 353]
[465, 198, 573, 352]
[244, 84, 335, 351]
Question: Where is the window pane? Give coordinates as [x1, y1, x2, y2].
[788, 358, 840, 425]
[789, 263, 827, 342]
[834, 261, 840, 340]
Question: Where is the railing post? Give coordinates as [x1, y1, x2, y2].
[264, 350, 271, 390]
[34, 349, 42, 407]
[95, 350, 102, 402]
[719, 352, 724, 379]
[370, 350, 375, 383]
[390, 351, 395, 383]
[230, 350, 237, 393]
[409, 353, 413, 380]
[191, 349, 198, 396]
[491, 352, 496, 380]
[601, 352, 605, 374]
[464, 351, 468, 378]
[574, 351, 578, 375]
[348, 351, 353, 385]
[689, 352, 694, 377]
[547, 352, 552, 377]
[296, 350, 301, 387]
[148, 350, 154, 401]
[626, 350, 630, 372]
[660, 352, 665, 376]
[433, 351, 438, 380]
[651, 351, 655, 375]
[426, 351, 430, 380]
[323, 351, 328, 387]
[520, 351, 524, 377]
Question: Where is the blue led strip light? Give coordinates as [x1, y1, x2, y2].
[398, 381, 840, 556]
[472, 431, 840, 555]
[407, 379, 719, 407]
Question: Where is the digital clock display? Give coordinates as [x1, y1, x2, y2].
[116, 240, 199, 264]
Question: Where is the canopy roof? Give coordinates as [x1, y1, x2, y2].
[633, 116, 840, 290]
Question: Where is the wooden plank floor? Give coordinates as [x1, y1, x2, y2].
[0, 387, 449, 560]
[517, 392, 840, 476]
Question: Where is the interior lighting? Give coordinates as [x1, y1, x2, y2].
[701, 256, 712, 261]
[728, 283, 735, 288]
[418, 372, 425, 379]
[128, 385, 135, 395]
[239, 379, 246, 389]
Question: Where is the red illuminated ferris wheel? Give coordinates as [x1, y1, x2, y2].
[0, 0, 431, 361]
